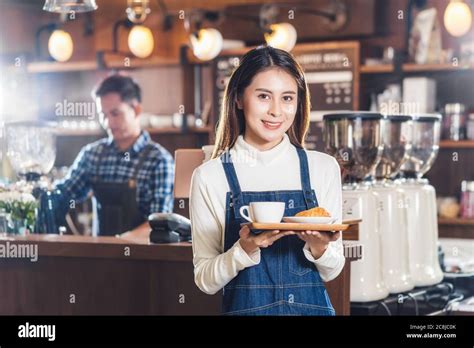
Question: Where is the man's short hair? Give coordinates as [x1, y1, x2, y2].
[93, 74, 141, 103]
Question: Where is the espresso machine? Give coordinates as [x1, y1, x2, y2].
[324, 112, 389, 302]
[371, 115, 415, 293]
[6, 121, 67, 233]
[398, 114, 443, 287]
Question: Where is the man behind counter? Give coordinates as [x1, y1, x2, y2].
[55, 74, 174, 239]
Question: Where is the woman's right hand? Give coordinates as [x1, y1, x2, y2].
[238, 225, 295, 256]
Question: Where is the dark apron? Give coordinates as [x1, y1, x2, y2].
[91, 144, 153, 236]
[220, 148, 335, 316]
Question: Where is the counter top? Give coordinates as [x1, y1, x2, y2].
[0, 233, 361, 262]
[0, 233, 360, 315]
[0, 234, 192, 262]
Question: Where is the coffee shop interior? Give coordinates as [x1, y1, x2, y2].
[0, 0, 473, 317]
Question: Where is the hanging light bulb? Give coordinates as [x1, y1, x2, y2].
[43, 0, 97, 13]
[48, 29, 74, 62]
[128, 25, 154, 58]
[444, 0, 472, 37]
[190, 28, 223, 61]
[264, 23, 297, 52]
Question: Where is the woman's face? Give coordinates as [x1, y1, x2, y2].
[238, 67, 298, 151]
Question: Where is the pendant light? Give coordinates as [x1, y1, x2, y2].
[128, 25, 154, 58]
[443, 0, 472, 37]
[48, 29, 74, 62]
[190, 28, 223, 61]
[264, 23, 297, 52]
[125, 0, 154, 58]
[43, 0, 97, 13]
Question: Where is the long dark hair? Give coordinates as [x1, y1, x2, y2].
[212, 45, 311, 159]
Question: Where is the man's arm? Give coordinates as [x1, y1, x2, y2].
[55, 146, 94, 205]
[119, 221, 151, 242]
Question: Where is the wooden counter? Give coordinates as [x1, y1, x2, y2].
[0, 234, 359, 315]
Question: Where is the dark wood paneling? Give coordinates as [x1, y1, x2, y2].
[426, 147, 474, 198]
[0, 235, 354, 315]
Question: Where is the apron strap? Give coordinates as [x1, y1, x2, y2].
[220, 151, 244, 209]
[93, 144, 109, 182]
[296, 147, 319, 209]
[220, 147, 319, 215]
[131, 144, 153, 178]
[128, 144, 154, 188]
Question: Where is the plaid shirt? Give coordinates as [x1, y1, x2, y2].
[55, 131, 174, 219]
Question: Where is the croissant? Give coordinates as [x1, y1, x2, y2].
[295, 207, 331, 217]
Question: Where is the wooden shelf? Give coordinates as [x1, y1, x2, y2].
[21, 56, 180, 74]
[440, 140, 474, 149]
[54, 128, 104, 136]
[360, 63, 474, 74]
[360, 64, 394, 74]
[105, 56, 179, 69]
[438, 217, 474, 239]
[403, 63, 474, 72]
[55, 127, 213, 137]
[27, 60, 98, 73]
[438, 217, 474, 226]
[147, 126, 213, 135]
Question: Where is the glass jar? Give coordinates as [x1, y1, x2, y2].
[467, 111, 474, 141]
[443, 103, 466, 141]
[460, 180, 474, 218]
[0, 208, 9, 235]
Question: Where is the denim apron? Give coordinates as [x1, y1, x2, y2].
[220, 147, 336, 316]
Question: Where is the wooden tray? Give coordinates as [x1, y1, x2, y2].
[242, 222, 349, 233]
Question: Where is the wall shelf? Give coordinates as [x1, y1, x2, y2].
[438, 218, 474, 239]
[360, 63, 474, 74]
[55, 126, 213, 137]
[12, 56, 181, 74]
[360, 64, 393, 74]
[147, 126, 213, 135]
[55, 129, 104, 136]
[27, 60, 98, 73]
[440, 140, 474, 149]
[438, 217, 474, 226]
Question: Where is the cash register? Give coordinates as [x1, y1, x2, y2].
[148, 213, 191, 243]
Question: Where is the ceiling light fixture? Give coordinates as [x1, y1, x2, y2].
[43, 0, 97, 13]
[444, 0, 472, 37]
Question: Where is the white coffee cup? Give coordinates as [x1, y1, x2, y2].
[239, 202, 285, 223]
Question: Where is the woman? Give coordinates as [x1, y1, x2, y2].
[190, 46, 345, 316]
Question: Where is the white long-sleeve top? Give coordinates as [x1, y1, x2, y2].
[190, 134, 345, 295]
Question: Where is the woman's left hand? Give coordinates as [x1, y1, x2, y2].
[298, 231, 340, 260]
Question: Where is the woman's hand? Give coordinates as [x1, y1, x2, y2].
[239, 225, 295, 256]
[298, 231, 340, 260]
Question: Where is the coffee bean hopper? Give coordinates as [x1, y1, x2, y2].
[324, 112, 389, 302]
[372, 115, 415, 294]
[398, 114, 443, 287]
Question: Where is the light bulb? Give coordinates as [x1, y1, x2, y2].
[48, 29, 74, 62]
[190, 28, 223, 61]
[264, 23, 297, 52]
[444, 0, 472, 37]
[128, 25, 154, 58]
